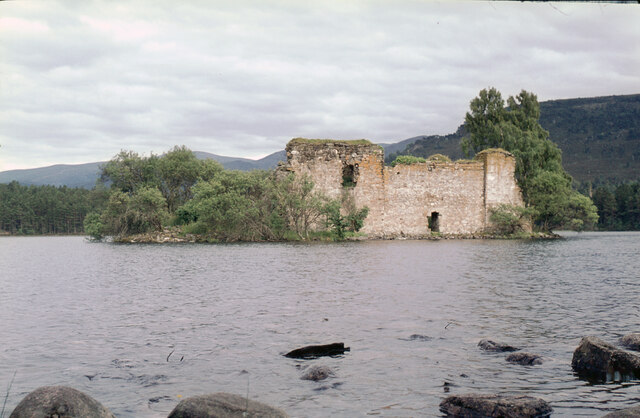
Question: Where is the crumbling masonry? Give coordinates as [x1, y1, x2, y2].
[282, 139, 526, 237]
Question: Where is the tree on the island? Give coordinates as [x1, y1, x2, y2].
[462, 87, 598, 231]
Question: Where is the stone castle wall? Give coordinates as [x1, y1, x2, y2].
[283, 139, 525, 237]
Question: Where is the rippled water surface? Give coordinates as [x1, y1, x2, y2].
[1, 233, 639, 417]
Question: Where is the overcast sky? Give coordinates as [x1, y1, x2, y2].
[1, 1, 639, 171]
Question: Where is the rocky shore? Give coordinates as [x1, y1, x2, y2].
[110, 227, 560, 243]
[9, 335, 640, 417]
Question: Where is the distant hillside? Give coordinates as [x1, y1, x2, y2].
[3, 94, 638, 188]
[539, 95, 640, 184]
[389, 94, 640, 184]
[0, 162, 103, 189]
[0, 150, 288, 189]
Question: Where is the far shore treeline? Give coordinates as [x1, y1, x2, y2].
[1, 88, 639, 238]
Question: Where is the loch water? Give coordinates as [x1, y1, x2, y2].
[1, 232, 639, 417]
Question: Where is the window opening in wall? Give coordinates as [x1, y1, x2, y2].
[342, 164, 357, 188]
[428, 211, 440, 232]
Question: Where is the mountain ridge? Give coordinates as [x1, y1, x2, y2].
[2, 93, 639, 188]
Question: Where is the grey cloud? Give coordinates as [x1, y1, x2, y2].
[0, 1, 639, 170]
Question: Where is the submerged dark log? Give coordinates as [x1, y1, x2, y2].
[285, 343, 350, 359]
[572, 336, 640, 382]
[440, 394, 552, 418]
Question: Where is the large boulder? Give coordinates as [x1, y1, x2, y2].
[602, 405, 640, 417]
[439, 394, 552, 417]
[572, 336, 640, 382]
[284, 342, 349, 359]
[167, 392, 288, 418]
[10, 386, 115, 418]
[478, 339, 519, 352]
[621, 333, 640, 351]
[506, 352, 543, 366]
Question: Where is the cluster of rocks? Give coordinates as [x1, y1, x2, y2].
[439, 334, 640, 417]
[8, 342, 350, 417]
[284, 342, 348, 382]
[477, 338, 544, 366]
[9, 336, 640, 417]
[9, 387, 288, 418]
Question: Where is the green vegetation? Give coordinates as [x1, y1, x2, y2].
[426, 154, 451, 163]
[386, 94, 640, 185]
[84, 146, 369, 242]
[538, 94, 640, 184]
[489, 204, 535, 235]
[463, 88, 598, 232]
[289, 138, 374, 146]
[390, 155, 426, 167]
[0, 182, 104, 234]
[592, 182, 640, 230]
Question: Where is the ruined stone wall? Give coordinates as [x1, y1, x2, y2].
[380, 162, 486, 236]
[476, 149, 526, 223]
[283, 139, 524, 237]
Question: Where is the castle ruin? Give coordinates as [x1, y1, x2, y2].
[282, 138, 526, 237]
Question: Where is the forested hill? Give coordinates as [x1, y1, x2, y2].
[388, 94, 640, 185]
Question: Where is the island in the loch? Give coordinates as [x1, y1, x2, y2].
[108, 138, 539, 243]
[82, 89, 599, 243]
[1, 88, 604, 241]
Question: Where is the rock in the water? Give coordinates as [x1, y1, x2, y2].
[439, 394, 552, 418]
[602, 405, 640, 417]
[284, 342, 350, 359]
[400, 334, 433, 342]
[300, 365, 334, 381]
[506, 352, 543, 366]
[10, 386, 115, 418]
[167, 393, 288, 418]
[621, 333, 640, 351]
[478, 339, 519, 352]
[571, 336, 640, 382]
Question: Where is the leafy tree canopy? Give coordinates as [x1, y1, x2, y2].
[463, 87, 598, 231]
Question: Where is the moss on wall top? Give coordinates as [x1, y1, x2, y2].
[426, 154, 452, 163]
[288, 138, 375, 146]
[474, 148, 513, 159]
[390, 155, 427, 167]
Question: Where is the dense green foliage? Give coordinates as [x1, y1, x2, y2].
[592, 182, 640, 230]
[489, 204, 535, 235]
[387, 94, 640, 184]
[0, 182, 104, 234]
[390, 155, 426, 167]
[85, 146, 369, 241]
[463, 88, 598, 231]
[100, 146, 223, 212]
